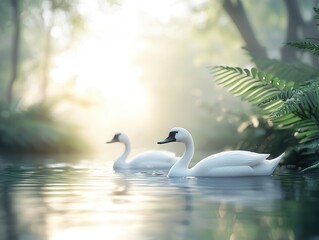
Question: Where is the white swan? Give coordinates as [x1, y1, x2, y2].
[157, 127, 284, 177]
[107, 132, 178, 170]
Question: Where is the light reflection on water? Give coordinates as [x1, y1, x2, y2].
[0, 158, 319, 240]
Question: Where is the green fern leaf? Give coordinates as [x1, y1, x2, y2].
[287, 41, 319, 56]
[211, 65, 319, 147]
[253, 58, 318, 84]
[211, 66, 295, 111]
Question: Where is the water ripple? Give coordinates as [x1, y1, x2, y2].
[0, 161, 318, 240]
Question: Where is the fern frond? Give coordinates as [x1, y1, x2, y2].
[267, 84, 319, 145]
[211, 66, 319, 146]
[300, 78, 319, 88]
[287, 41, 319, 56]
[271, 86, 319, 119]
[210, 66, 296, 114]
[259, 89, 297, 106]
[253, 58, 319, 84]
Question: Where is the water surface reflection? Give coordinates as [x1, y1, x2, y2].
[0, 158, 318, 240]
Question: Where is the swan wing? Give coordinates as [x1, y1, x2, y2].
[193, 150, 269, 170]
[129, 151, 177, 169]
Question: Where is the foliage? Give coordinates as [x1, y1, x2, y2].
[210, 64, 319, 171]
[209, 7, 319, 172]
[0, 0, 93, 155]
[211, 67, 295, 110]
[0, 100, 89, 154]
[253, 58, 319, 84]
[287, 41, 319, 56]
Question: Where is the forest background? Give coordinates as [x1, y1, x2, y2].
[0, 0, 318, 169]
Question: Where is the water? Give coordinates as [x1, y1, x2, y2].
[0, 156, 319, 240]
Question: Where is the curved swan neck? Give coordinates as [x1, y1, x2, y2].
[113, 138, 131, 169]
[181, 138, 194, 166]
[168, 136, 194, 176]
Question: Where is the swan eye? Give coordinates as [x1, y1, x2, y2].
[169, 131, 178, 138]
[114, 133, 122, 141]
[168, 130, 179, 140]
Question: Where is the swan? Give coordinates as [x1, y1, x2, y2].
[157, 127, 284, 177]
[107, 132, 178, 170]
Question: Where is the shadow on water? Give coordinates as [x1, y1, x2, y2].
[0, 155, 319, 239]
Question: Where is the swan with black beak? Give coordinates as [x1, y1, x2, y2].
[158, 127, 284, 177]
[107, 132, 178, 170]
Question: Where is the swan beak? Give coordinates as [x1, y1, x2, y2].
[106, 133, 120, 144]
[157, 131, 177, 144]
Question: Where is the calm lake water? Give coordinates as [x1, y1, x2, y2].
[0, 155, 319, 240]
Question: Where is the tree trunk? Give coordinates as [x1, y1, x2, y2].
[7, 0, 20, 104]
[281, 0, 303, 62]
[222, 0, 267, 59]
[222, 0, 319, 67]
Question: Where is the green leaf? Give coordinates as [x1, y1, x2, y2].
[251, 68, 257, 78]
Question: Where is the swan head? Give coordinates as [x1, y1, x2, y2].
[106, 132, 129, 144]
[158, 127, 192, 144]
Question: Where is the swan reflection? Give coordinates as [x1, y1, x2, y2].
[169, 176, 282, 206]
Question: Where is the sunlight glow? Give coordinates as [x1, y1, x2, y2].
[48, 0, 189, 151]
[50, 2, 149, 123]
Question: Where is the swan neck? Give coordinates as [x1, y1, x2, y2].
[113, 140, 131, 169]
[181, 139, 194, 167]
[168, 137, 194, 176]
